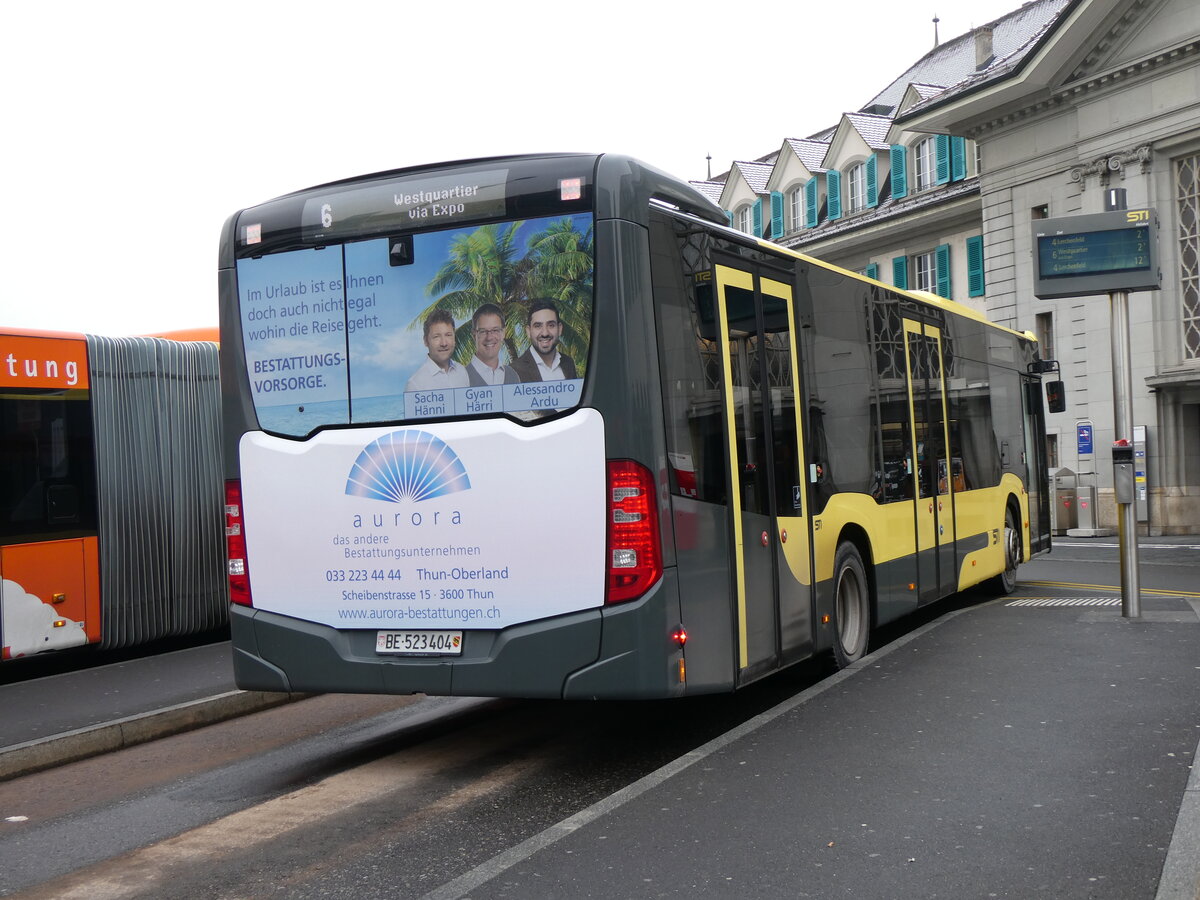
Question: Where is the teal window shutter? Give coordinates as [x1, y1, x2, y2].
[866, 154, 878, 208]
[892, 255, 908, 289]
[725, 210, 734, 227]
[936, 135, 951, 185]
[935, 243, 951, 297]
[770, 190, 784, 238]
[865, 262, 879, 280]
[890, 145, 907, 199]
[752, 198, 763, 237]
[966, 235, 985, 297]
[827, 170, 842, 220]
[951, 137, 968, 182]
[804, 178, 818, 227]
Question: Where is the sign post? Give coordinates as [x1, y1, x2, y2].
[1032, 189, 1160, 618]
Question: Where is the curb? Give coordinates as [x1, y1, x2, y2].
[0, 690, 310, 782]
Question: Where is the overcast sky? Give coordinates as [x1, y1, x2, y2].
[2, 0, 1027, 336]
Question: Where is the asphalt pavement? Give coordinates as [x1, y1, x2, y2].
[2, 536, 1199, 898]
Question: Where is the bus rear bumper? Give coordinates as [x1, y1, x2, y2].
[231, 603, 605, 698]
[229, 570, 687, 699]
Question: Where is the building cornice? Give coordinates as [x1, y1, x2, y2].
[970, 35, 1200, 138]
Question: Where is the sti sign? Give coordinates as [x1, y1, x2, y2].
[1033, 209, 1160, 300]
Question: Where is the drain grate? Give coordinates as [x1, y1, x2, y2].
[1006, 597, 1122, 607]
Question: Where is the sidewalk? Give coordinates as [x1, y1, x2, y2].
[428, 592, 1200, 899]
[0, 641, 304, 780]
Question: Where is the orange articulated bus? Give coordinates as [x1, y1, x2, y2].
[0, 326, 226, 660]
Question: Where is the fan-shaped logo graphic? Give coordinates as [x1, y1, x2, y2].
[345, 430, 471, 503]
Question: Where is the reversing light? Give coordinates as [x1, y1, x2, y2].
[224, 480, 253, 607]
[605, 460, 663, 604]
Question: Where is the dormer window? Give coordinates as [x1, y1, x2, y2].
[915, 137, 937, 191]
[736, 205, 753, 234]
[789, 185, 804, 231]
[846, 163, 867, 214]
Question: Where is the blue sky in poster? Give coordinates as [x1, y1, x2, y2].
[236, 248, 350, 413]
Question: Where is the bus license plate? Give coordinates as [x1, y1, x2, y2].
[376, 630, 463, 656]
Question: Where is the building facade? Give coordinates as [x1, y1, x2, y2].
[699, 0, 1200, 534]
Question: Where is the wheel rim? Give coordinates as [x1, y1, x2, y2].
[837, 565, 865, 656]
[1004, 518, 1019, 579]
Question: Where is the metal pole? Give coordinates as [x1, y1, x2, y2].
[1110, 288, 1141, 617]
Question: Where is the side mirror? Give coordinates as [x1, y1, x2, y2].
[1046, 380, 1065, 414]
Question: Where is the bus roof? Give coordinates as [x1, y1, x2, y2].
[145, 327, 219, 344]
[0, 326, 87, 341]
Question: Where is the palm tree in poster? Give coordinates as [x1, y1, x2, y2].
[522, 218, 593, 374]
[420, 223, 528, 366]
[416, 217, 594, 372]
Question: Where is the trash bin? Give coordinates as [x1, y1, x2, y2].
[1051, 468, 1077, 535]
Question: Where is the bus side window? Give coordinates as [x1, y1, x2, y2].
[651, 213, 727, 506]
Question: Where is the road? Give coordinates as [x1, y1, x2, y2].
[1, 537, 1197, 899]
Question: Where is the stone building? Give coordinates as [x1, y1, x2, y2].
[698, 0, 1200, 534]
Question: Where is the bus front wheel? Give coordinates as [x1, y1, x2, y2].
[988, 507, 1021, 595]
[832, 542, 871, 669]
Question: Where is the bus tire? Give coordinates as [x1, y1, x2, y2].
[988, 506, 1021, 595]
[832, 541, 871, 669]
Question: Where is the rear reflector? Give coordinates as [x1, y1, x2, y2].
[224, 480, 253, 607]
[605, 460, 662, 604]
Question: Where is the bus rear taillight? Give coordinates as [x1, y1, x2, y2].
[605, 460, 662, 605]
[224, 480, 252, 607]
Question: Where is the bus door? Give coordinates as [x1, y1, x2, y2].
[713, 262, 813, 682]
[903, 319, 957, 602]
[1022, 374, 1052, 555]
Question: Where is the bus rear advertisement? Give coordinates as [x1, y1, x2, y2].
[220, 153, 1052, 699]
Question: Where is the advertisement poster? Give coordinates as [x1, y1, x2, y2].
[237, 213, 594, 435]
[238, 410, 607, 630]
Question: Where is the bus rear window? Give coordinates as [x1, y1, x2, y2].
[237, 213, 594, 435]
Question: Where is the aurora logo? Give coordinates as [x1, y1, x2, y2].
[344, 430, 471, 503]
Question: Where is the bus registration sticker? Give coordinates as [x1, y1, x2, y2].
[376, 630, 463, 656]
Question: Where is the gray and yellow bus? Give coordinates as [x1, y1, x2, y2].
[219, 153, 1051, 699]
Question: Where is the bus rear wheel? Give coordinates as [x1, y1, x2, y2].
[832, 542, 870, 669]
[988, 507, 1021, 595]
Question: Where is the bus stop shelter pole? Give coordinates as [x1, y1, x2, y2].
[1110, 288, 1141, 618]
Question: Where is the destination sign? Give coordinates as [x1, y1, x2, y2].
[300, 169, 510, 243]
[1033, 209, 1160, 300]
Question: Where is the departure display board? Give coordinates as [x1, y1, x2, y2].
[1033, 209, 1160, 299]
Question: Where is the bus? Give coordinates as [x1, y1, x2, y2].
[0, 327, 227, 661]
[219, 153, 1052, 699]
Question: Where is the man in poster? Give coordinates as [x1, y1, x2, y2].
[405, 309, 469, 392]
[508, 299, 577, 382]
[467, 303, 514, 386]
